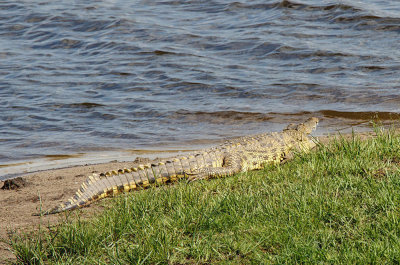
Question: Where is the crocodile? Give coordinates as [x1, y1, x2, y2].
[36, 117, 318, 215]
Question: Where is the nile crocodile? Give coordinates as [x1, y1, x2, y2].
[36, 117, 318, 215]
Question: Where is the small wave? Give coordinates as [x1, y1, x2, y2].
[319, 110, 400, 121]
[35, 38, 84, 49]
[153, 50, 177, 56]
[69, 102, 104, 108]
[89, 131, 139, 140]
[170, 110, 273, 124]
[268, 110, 400, 122]
[267, 46, 365, 61]
[46, 102, 105, 109]
[136, 49, 190, 57]
[226, 1, 358, 13]
[47, 15, 117, 32]
[27, 115, 60, 122]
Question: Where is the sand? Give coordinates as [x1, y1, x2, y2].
[0, 132, 377, 263]
[0, 158, 157, 264]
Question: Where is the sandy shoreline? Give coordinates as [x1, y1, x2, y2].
[0, 132, 380, 263]
[0, 157, 169, 263]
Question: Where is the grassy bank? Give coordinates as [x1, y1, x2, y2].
[7, 128, 400, 264]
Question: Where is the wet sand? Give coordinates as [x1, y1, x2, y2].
[0, 132, 380, 263]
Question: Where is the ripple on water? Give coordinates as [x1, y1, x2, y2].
[0, 0, 399, 165]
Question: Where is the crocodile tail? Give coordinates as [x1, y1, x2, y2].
[33, 157, 195, 216]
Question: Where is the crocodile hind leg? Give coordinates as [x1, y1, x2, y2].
[187, 153, 242, 181]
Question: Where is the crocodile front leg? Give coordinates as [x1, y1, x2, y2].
[187, 153, 242, 181]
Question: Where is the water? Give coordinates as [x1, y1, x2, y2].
[1, 0, 400, 175]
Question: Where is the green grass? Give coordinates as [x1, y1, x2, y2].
[7, 127, 400, 264]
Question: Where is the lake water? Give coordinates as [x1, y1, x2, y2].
[1, 0, 400, 178]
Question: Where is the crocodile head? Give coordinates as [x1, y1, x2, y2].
[296, 117, 319, 134]
[283, 117, 319, 152]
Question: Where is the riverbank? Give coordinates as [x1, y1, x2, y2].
[0, 129, 396, 264]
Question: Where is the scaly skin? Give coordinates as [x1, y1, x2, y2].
[35, 117, 318, 215]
